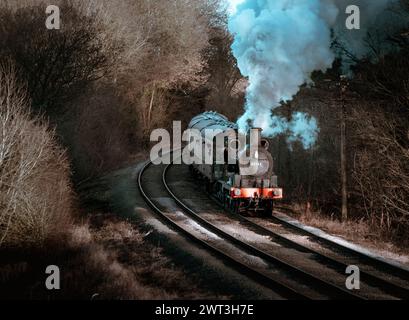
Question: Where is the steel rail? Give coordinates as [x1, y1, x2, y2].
[163, 164, 364, 300]
[138, 161, 308, 300]
[272, 206, 409, 284]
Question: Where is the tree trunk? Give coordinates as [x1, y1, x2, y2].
[340, 76, 349, 222]
[148, 83, 156, 126]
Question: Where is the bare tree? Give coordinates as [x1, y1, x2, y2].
[0, 61, 74, 247]
[0, 2, 121, 114]
[350, 103, 409, 236]
[204, 27, 245, 120]
[111, 0, 212, 136]
[339, 76, 349, 221]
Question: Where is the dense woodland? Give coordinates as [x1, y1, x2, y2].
[0, 0, 409, 270]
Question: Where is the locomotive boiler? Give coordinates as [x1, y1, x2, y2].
[188, 112, 283, 216]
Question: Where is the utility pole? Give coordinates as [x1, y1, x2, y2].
[340, 75, 349, 222]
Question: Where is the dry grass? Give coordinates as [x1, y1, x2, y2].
[292, 203, 373, 240]
[69, 215, 212, 300]
[288, 202, 409, 260]
[0, 61, 74, 248]
[0, 213, 215, 300]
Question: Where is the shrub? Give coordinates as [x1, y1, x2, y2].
[0, 62, 74, 247]
[60, 85, 135, 180]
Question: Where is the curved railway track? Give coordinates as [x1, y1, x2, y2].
[197, 184, 409, 299]
[272, 206, 409, 284]
[138, 161, 305, 300]
[202, 195, 409, 299]
[164, 162, 409, 300]
[139, 160, 365, 300]
[240, 214, 409, 299]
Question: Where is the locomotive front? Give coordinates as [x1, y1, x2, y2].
[188, 112, 283, 216]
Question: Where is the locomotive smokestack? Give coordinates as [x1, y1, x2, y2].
[252, 128, 263, 147]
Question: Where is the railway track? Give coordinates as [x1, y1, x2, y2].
[199, 186, 409, 298]
[271, 206, 409, 284]
[236, 213, 409, 299]
[239, 211, 409, 300]
[138, 161, 305, 300]
[164, 162, 409, 300]
[139, 160, 365, 300]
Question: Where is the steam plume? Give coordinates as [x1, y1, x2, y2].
[228, 0, 405, 149]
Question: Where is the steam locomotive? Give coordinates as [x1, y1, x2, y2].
[188, 112, 283, 216]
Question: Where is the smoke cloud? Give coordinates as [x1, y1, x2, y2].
[228, 0, 406, 149]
